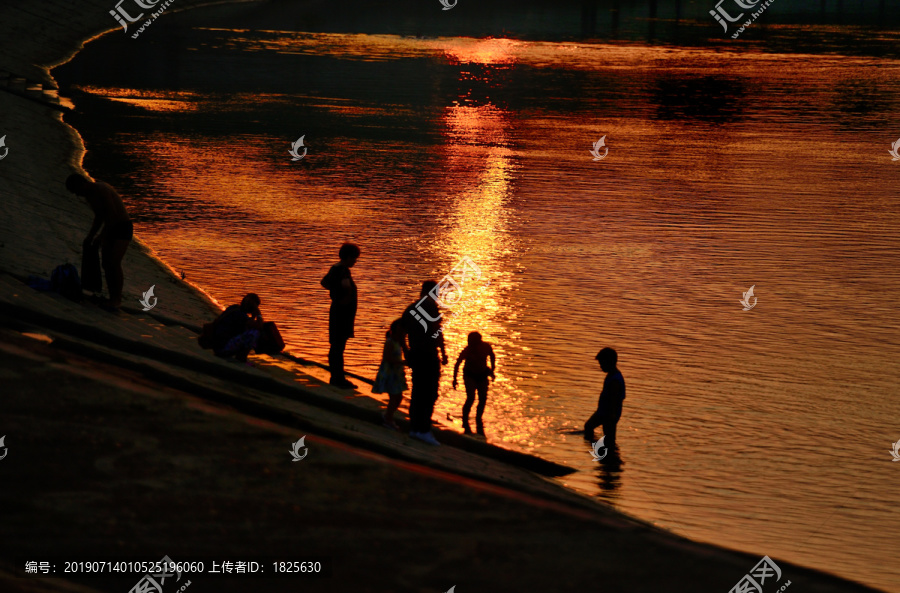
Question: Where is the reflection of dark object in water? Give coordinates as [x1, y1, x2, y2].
[653, 76, 745, 124]
[831, 80, 891, 130]
[595, 447, 624, 497]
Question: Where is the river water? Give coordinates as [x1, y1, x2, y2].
[56, 13, 900, 591]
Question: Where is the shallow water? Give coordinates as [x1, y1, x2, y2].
[58, 24, 900, 591]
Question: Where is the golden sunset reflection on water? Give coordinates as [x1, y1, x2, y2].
[432, 101, 531, 444]
[77, 86, 202, 112]
[440, 37, 519, 65]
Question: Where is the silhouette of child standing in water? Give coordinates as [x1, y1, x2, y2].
[453, 332, 496, 437]
[584, 347, 626, 448]
[373, 319, 409, 430]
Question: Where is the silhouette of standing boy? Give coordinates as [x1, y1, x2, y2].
[584, 347, 625, 447]
[452, 331, 495, 437]
[321, 242, 360, 389]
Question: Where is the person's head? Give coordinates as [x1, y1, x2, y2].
[467, 331, 483, 347]
[595, 347, 617, 372]
[388, 318, 405, 340]
[339, 242, 361, 267]
[420, 280, 438, 297]
[65, 173, 91, 196]
[240, 293, 261, 315]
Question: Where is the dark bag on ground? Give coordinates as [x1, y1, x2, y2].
[50, 264, 82, 302]
[255, 321, 285, 355]
[81, 241, 102, 293]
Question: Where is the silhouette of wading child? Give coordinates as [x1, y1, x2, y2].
[584, 348, 626, 447]
[66, 173, 132, 311]
[321, 242, 360, 389]
[373, 318, 409, 431]
[452, 332, 496, 437]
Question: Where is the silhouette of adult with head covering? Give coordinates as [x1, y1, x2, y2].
[321, 242, 360, 389]
[402, 280, 448, 446]
[65, 173, 132, 311]
[584, 347, 626, 447]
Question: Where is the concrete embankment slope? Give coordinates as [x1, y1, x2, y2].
[0, 2, 886, 592]
[0, 1, 259, 326]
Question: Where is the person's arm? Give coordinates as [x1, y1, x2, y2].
[338, 269, 355, 306]
[452, 352, 464, 389]
[400, 313, 412, 352]
[489, 346, 496, 379]
[248, 311, 264, 330]
[438, 329, 448, 365]
[394, 325, 410, 364]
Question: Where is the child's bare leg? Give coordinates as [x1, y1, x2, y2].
[475, 380, 488, 435]
[462, 378, 476, 433]
[385, 393, 401, 422]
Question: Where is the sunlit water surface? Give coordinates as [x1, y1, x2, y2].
[58, 27, 900, 591]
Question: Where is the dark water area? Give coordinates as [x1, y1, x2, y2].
[154, 0, 900, 57]
[52, 1, 900, 591]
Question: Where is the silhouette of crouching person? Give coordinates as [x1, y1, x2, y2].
[584, 347, 626, 447]
[212, 293, 265, 362]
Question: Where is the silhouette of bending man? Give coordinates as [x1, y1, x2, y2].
[584, 347, 626, 447]
[66, 173, 132, 310]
